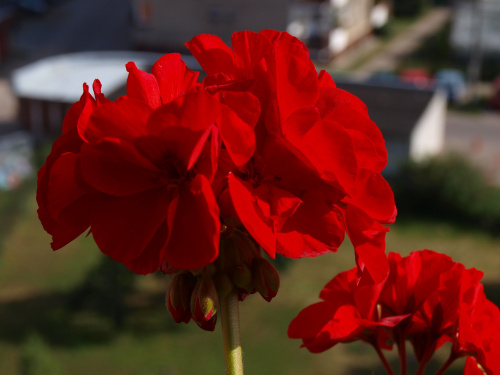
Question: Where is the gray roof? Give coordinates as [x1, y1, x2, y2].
[335, 80, 435, 139]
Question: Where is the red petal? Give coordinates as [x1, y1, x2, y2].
[464, 358, 485, 375]
[124, 222, 168, 274]
[164, 174, 220, 270]
[151, 53, 200, 104]
[344, 205, 390, 287]
[80, 139, 163, 196]
[90, 189, 169, 263]
[47, 152, 94, 220]
[218, 91, 258, 166]
[231, 31, 273, 79]
[147, 92, 220, 172]
[185, 34, 235, 76]
[228, 174, 276, 257]
[275, 39, 319, 121]
[125, 61, 161, 109]
[299, 119, 358, 193]
[81, 97, 152, 144]
[64, 83, 96, 134]
[347, 169, 396, 224]
[276, 189, 345, 258]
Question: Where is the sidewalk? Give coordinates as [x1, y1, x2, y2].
[321, 7, 452, 76]
[355, 7, 451, 75]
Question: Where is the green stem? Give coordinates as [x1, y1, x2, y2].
[372, 344, 395, 375]
[395, 329, 408, 375]
[220, 290, 244, 375]
[435, 353, 458, 375]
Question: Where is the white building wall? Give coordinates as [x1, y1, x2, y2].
[409, 89, 447, 162]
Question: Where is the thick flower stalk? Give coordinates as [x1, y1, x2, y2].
[288, 250, 500, 375]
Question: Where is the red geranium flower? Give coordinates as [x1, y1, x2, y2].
[38, 54, 227, 274]
[187, 30, 396, 285]
[289, 249, 500, 375]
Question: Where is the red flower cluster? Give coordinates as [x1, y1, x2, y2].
[288, 250, 500, 375]
[37, 31, 394, 288]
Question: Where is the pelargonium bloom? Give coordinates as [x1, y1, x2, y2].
[38, 54, 228, 274]
[187, 30, 396, 286]
[289, 249, 500, 375]
[39, 30, 397, 331]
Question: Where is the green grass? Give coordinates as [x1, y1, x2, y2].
[0, 177, 498, 375]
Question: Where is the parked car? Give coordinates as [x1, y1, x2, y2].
[435, 69, 466, 103]
[399, 68, 435, 90]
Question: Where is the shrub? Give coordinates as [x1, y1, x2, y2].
[20, 333, 61, 375]
[390, 153, 500, 232]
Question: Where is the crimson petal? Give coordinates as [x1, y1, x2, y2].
[163, 174, 220, 270]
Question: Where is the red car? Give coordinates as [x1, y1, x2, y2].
[399, 68, 435, 89]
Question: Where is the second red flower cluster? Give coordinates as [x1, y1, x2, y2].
[289, 250, 500, 375]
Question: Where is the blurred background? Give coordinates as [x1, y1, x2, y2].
[0, 0, 499, 374]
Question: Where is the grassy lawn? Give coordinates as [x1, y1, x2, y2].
[0, 177, 498, 375]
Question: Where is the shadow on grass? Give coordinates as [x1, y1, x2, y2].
[0, 287, 182, 348]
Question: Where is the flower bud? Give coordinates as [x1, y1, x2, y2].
[214, 272, 234, 300]
[166, 272, 196, 323]
[190, 275, 219, 331]
[229, 264, 254, 294]
[252, 257, 280, 302]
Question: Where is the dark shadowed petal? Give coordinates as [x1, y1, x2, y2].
[124, 222, 168, 274]
[163, 174, 220, 270]
[50, 196, 93, 250]
[47, 152, 94, 221]
[80, 139, 163, 197]
[90, 189, 169, 263]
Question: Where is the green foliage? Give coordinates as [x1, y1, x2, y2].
[391, 153, 500, 233]
[19, 333, 62, 375]
[393, 0, 431, 17]
[69, 255, 137, 330]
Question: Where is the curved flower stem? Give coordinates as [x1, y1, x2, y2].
[372, 344, 395, 375]
[435, 353, 458, 375]
[220, 290, 244, 375]
[415, 343, 435, 375]
[395, 330, 408, 375]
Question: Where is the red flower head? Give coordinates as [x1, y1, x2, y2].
[289, 249, 500, 375]
[38, 54, 224, 274]
[186, 30, 396, 286]
[39, 30, 398, 331]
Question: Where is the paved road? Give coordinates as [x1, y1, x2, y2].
[356, 7, 451, 75]
[445, 111, 500, 185]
